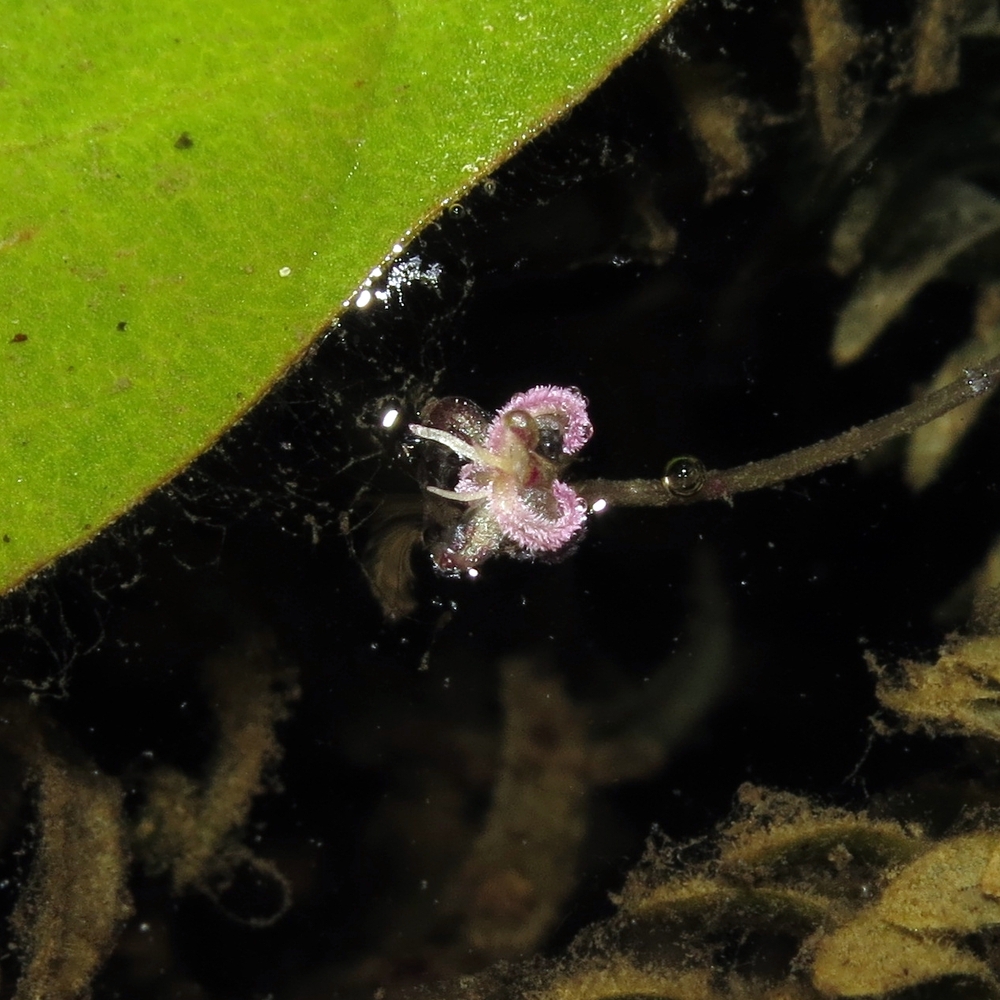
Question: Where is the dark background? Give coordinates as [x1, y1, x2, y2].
[1, 1, 997, 996]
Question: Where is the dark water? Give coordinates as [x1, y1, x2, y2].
[1, 2, 998, 997]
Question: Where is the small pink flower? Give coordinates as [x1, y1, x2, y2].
[410, 386, 593, 574]
[488, 385, 593, 456]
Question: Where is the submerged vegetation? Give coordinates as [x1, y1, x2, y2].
[5, 0, 1000, 998]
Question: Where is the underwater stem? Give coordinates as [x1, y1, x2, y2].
[577, 355, 1000, 508]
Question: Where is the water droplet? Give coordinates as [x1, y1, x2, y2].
[965, 368, 991, 394]
[662, 456, 706, 497]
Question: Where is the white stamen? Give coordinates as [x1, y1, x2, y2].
[426, 484, 491, 502]
[409, 423, 488, 464]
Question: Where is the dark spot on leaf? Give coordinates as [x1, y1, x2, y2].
[116, 321, 127, 331]
[174, 132, 194, 150]
[0, 228, 37, 252]
[2, 536, 9, 544]
[10, 333, 27, 343]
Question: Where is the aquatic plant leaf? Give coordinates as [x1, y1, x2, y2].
[669, 62, 753, 202]
[966, 534, 1000, 633]
[529, 964, 713, 1000]
[811, 835, 1000, 994]
[827, 171, 896, 279]
[716, 787, 924, 879]
[832, 178, 1000, 364]
[801, 0, 869, 153]
[905, 283, 1000, 490]
[811, 911, 994, 997]
[442, 658, 588, 958]
[0, 0, 683, 596]
[876, 833, 1000, 933]
[405, 788, 1000, 1000]
[11, 743, 132, 1000]
[911, 0, 1000, 94]
[587, 550, 732, 784]
[134, 634, 297, 923]
[628, 879, 831, 932]
[876, 635, 1000, 741]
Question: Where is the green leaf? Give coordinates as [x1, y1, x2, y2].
[0, 0, 682, 595]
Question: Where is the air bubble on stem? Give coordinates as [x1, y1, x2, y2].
[965, 369, 992, 395]
[663, 456, 707, 498]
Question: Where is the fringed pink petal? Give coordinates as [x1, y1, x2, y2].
[489, 478, 587, 552]
[488, 385, 593, 455]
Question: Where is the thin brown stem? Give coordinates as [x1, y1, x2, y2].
[576, 355, 1000, 509]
